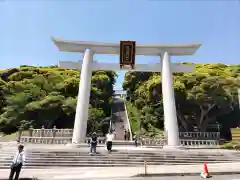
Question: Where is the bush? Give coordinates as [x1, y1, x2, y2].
[221, 142, 240, 149]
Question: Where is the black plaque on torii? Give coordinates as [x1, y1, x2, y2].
[120, 41, 136, 69]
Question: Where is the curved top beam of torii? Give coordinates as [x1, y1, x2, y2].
[52, 37, 201, 56]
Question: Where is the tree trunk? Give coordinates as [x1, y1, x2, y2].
[198, 104, 216, 131]
[199, 105, 232, 131]
[47, 119, 55, 129]
[177, 109, 188, 132]
[199, 116, 210, 131]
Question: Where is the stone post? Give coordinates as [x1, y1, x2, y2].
[29, 125, 34, 137]
[40, 125, 45, 138]
[17, 127, 23, 142]
[52, 126, 57, 138]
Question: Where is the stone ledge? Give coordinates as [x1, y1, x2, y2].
[0, 179, 41, 180]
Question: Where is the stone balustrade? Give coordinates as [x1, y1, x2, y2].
[18, 128, 220, 147]
[21, 128, 220, 139]
[20, 137, 72, 144]
[20, 136, 106, 145]
[20, 136, 219, 147]
[140, 138, 219, 147]
[22, 128, 73, 137]
[180, 139, 219, 146]
[179, 132, 220, 140]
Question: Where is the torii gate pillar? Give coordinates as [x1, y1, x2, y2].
[72, 49, 93, 144]
[161, 52, 180, 148]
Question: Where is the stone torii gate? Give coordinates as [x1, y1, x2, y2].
[52, 37, 201, 149]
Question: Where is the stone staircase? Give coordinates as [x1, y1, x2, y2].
[0, 142, 19, 169]
[1, 144, 240, 169]
[112, 98, 129, 141]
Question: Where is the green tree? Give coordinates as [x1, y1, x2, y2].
[0, 66, 116, 134]
[123, 63, 240, 135]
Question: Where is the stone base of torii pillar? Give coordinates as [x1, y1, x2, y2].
[52, 37, 201, 148]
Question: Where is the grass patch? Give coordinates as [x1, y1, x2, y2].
[126, 102, 141, 134]
[220, 141, 240, 150]
[126, 102, 164, 137]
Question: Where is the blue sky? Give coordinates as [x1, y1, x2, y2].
[0, 0, 239, 89]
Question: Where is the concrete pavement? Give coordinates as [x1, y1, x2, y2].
[2, 175, 240, 180]
[1, 162, 240, 179]
[154, 176, 240, 180]
[111, 176, 240, 180]
[51, 176, 240, 180]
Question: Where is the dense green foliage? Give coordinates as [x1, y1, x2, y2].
[0, 66, 116, 134]
[123, 63, 240, 137]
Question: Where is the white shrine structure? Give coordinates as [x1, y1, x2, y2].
[52, 37, 201, 149]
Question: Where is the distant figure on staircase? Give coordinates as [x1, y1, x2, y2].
[124, 129, 127, 140]
[127, 129, 131, 140]
[133, 133, 138, 147]
[106, 130, 114, 152]
[90, 132, 98, 154]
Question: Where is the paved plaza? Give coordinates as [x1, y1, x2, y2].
[115, 176, 240, 180]
[1, 174, 240, 180]
[1, 162, 240, 179]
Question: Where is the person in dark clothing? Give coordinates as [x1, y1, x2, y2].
[90, 132, 98, 154]
[9, 144, 25, 180]
[133, 133, 138, 147]
[124, 129, 127, 140]
[127, 130, 130, 140]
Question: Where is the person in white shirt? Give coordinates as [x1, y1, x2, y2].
[9, 144, 26, 180]
[106, 130, 114, 152]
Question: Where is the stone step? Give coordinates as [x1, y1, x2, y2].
[17, 151, 227, 155]
[0, 150, 228, 154]
[0, 151, 228, 155]
[0, 153, 231, 159]
[20, 152, 226, 155]
[0, 160, 231, 167]
[0, 153, 232, 158]
[0, 158, 236, 164]
[0, 151, 227, 155]
[1, 158, 236, 164]
[0, 159, 213, 164]
[1, 155, 230, 159]
[0, 162, 203, 169]
[11, 155, 235, 159]
[0, 158, 235, 163]
[1, 156, 236, 161]
[0, 153, 235, 158]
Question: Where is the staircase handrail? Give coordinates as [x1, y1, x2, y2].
[123, 101, 132, 140]
[109, 108, 113, 131]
